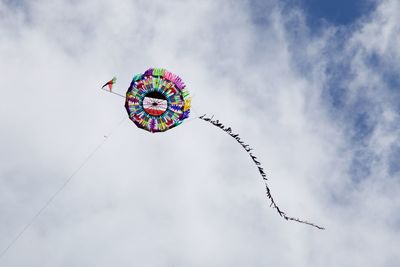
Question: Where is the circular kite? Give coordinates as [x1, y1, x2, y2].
[100, 68, 324, 230]
[121, 68, 191, 133]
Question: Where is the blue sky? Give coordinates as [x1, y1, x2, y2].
[1, 0, 400, 266]
[289, 0, 377, 25]
[274, 0, 400, 182]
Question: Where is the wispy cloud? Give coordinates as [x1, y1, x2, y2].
[0, 0, 399, 266]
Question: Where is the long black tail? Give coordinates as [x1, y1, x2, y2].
[199, 114, 324, 230]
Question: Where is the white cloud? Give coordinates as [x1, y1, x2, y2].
[0, 0, 399, 266]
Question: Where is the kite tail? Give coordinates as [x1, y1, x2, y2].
[198, 114, 324, 230]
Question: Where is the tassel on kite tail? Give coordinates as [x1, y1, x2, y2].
[199, 114, 324, 230]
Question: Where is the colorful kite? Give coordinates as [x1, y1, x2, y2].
[102, 76, 117, 92]
[124, 68, 191, 133]
[101, 68, 324, 230]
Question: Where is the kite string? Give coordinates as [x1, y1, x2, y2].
[0, 116, 127, 261]
[198, 114, 324, 230]
[100, 87, 126, 98]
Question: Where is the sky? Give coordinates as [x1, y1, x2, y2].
[292, 0, 376, 25]
[0, 0, 399, 266]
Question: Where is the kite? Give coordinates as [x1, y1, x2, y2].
[0, 68, 324, 262]
[102, 76, 117, 92]
[124, 68, 191, 133]
[101, 68, 324, 230]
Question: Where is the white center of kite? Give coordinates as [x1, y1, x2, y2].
[143, 91, 168, 116]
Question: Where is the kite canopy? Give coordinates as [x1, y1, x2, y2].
[125, 68, 191, 133]
[102, 76, 117, 91]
